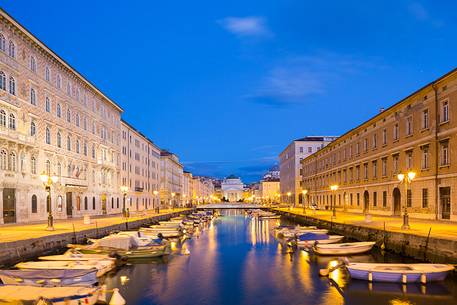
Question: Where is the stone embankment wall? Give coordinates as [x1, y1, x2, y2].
[275, 210, 457, 264]
[0, 210, 190, 267]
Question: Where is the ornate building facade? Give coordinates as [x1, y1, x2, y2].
[301, 68, 457, 221]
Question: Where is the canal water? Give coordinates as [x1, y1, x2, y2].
[104, 210, 457, 305]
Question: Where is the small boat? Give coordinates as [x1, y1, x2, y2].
[0, 269, 98, 287]
[39, 249, 115, 262]
[314, 241, 376, 255]
[296, 233, 344, 248]
[346, 263, 454, 283]
[279, 229, 328, 239]
[0, 285, 102, 305]
[15, 259, 115, 277]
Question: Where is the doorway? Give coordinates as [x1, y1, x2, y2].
[3, 188, 16, 223]
[393, 188, 401, 216]
[363, 191, 369, 213]
[66, 192, 73, 217]
[440, 187, 451, 220]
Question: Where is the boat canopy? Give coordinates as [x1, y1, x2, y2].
[297, 233, 329, 241]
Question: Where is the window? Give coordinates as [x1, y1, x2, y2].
[372, 160, 377, 178]
[357, 193, 360, 206]
[372, 134, 377, 149]
[92, 145, 96, 159]
[45, 127, 51, 144]
[355, 165, 360, 180]
[406, 150, 413, 169]
[30, 88, 36, 105]
[363, 138, 368, 152]
[84, 142, 88, 156]
[0, 149, 6, 169]
[0, 110, 5, 127]
[57, 104, 61, 118]
[421, 146, 429, 169]
[30, 121, 36, 136]
[57, 131, 62, 148]
[75, 113, 80, 127]
[45, 97, 51, 112]
[31, 195, 38, 213]
[9, 152, 16, 171]
[30, 56, 37, 73]
[45, 160, 51, 175]
[407, 189, 412, 207]
[422, 109, 429, 129]
[56, 74, 61, 89]
[373, 191, 377, 207]
[83, 117, 87, 130]
[406, 116, 413, 136]
[393, 154, 399, 174]
[440, 141, 449, 166]
[382, 191, 387, 208]
[356, 142, 360, 155]
[9, 77, 15, 95]
[67, 109, 71, 122]
[57, 162, 61, 177]
[308, 147, 312, 153]
[67, 135, 71, 151]
[299, 147, 303, 153]
[393, 123, 399, 140]
[8, 40, 15, 58]
[92, 197, 96, 210]
[381, 157, 387, 177]
[0, 33, 5, 51]
[45, 66, 50, 81]
[0, 71, 5, 90]
[8, 113, 15, 130]
[66, 82, 71, 96]
[76, 139, 80, 153]
[422, 188, 428, 208]
[363, 163, 368, 179]
[442, 100, 449, 122]
[31, 156, 36, 174]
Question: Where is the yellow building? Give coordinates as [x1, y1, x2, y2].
[260, 179, 280, 204]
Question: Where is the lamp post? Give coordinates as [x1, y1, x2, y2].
[330, 184, 339, 220]
[302, 189, 308, 214]
[397, 171, 416, 230]
[171, 192, 176, 210]
[39, 172, 58, 231]
[153, 190, 159, 213]
[287, 192, 292, 209]
[120, 185, 128, 217]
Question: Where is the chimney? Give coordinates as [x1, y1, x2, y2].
[379, 107, 385, 113]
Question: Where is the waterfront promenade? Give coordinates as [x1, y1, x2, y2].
[0, 208, 190, 243]
[273, 207, 457, 241]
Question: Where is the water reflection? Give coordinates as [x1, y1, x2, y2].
[103, 210, 456, 305]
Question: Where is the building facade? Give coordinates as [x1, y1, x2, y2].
[160, 151, 183, 207]
[221, 175, 244, 202]
[120, 120, 160, 212]
[279, 136, 337, 205]
[260, 179, 280, 204]
[301, 68, 457, 221]
[183, 171, 193, 206]
[0, 10, 123, 223]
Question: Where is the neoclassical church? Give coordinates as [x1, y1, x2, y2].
[221, 175, 244, 202]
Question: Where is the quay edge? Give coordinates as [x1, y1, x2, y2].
[0, 210, 193, 267]
[273, 209, 457, 264]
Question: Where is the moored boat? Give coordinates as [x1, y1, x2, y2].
[15, 259, 115, 277]
[346, 263, 454, 283]
[314, 241, 375, 255]
[296, 233, 344, 248]
[0, 269, 98, 287]
[39, 249, 115, 262]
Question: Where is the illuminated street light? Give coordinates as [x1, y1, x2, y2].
[302, 189, 308, 214]
[397, 171, 416, 230]
[120, 185, 128, 216]
[153, 190, 159, 213]
[39, 172, 59, 231]
[330, 184, 338, 219]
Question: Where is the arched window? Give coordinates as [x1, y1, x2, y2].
[9, 152, 16, 171]
[31, 195, 38, 213]
[76, 88, 80, 101]
[56, 103, 61, 118]
[45, 127, 51, 144]
[57, 162, 61, 176]
[67, 109, 71, 122]
[92, 197, 96, 210]
[76, 139, 80, 153]
[76, 196, 81, 211]
[31, 156, 36, 174]
[45, 97, 51, 112]
[8, 40, 15, 58]
[83, 142, 88, 156]
[56, 131, 61, 148]
[9, 77, 15, 95]
[84, 197, 88, 210]
[0, 110, 6, 127]
[0, 150, 7, 170]
[8, 113, 15, 129]
[45, 66, 50, 81]
[45, 160, 51, 175]
[67, 135, 71, 151]
[30, 56, 37, 73]
[83, 117, 87, 130]
[56, 74, 61, 89]
[117, 198, 119, 209]
[66, 82, 71, 96]
[30, 88, 36, 105]
[30, 121, 36, 136]
[67, 164, 72, 177]
[111, 197, 114, 209]
[92, 144, 96, 159]
[0, 33, 5, 52]
[0, 71, 6, 90]
[75, 113, 80, 127]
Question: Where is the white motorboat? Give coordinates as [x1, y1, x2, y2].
[0, 285, 102, 305]
[346, 263, 454, 283]
[279, 229, 328, 239]
[314, 241, 376, 255]
[296, 235, 344, 248]
[39, 249, 115, 262]
[15, 259, 115, 277]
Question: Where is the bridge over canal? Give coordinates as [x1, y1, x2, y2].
[196, 204, 263, 209]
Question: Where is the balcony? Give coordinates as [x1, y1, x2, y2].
[60, 176, 89, 188]
[0, 126, 36, 147]
[96, 158, 117, 170]
[134, 186, 144, 192]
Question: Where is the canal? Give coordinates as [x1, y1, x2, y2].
[104, 210, 457, 305]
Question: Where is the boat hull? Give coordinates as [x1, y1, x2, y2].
[314, 242, 375, 255]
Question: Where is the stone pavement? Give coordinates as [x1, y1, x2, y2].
[0, 208, 190, 243]
[273, 207, 457, 241]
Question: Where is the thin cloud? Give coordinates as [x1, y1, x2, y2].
[219, 16, 272, 38]
[407, 2, 444, 27]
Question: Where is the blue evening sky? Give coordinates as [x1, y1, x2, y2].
[3, 1, 456, 182]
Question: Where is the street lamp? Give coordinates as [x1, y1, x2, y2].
[120, 185, 128, 217]
[302, 189, 308, 214]
[330, 184, 339, 219]
[171, 192, 176, 210]
[397, 171, 416, 230]
[287, 192, 292, 207]
[39, 172, 58, 231]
